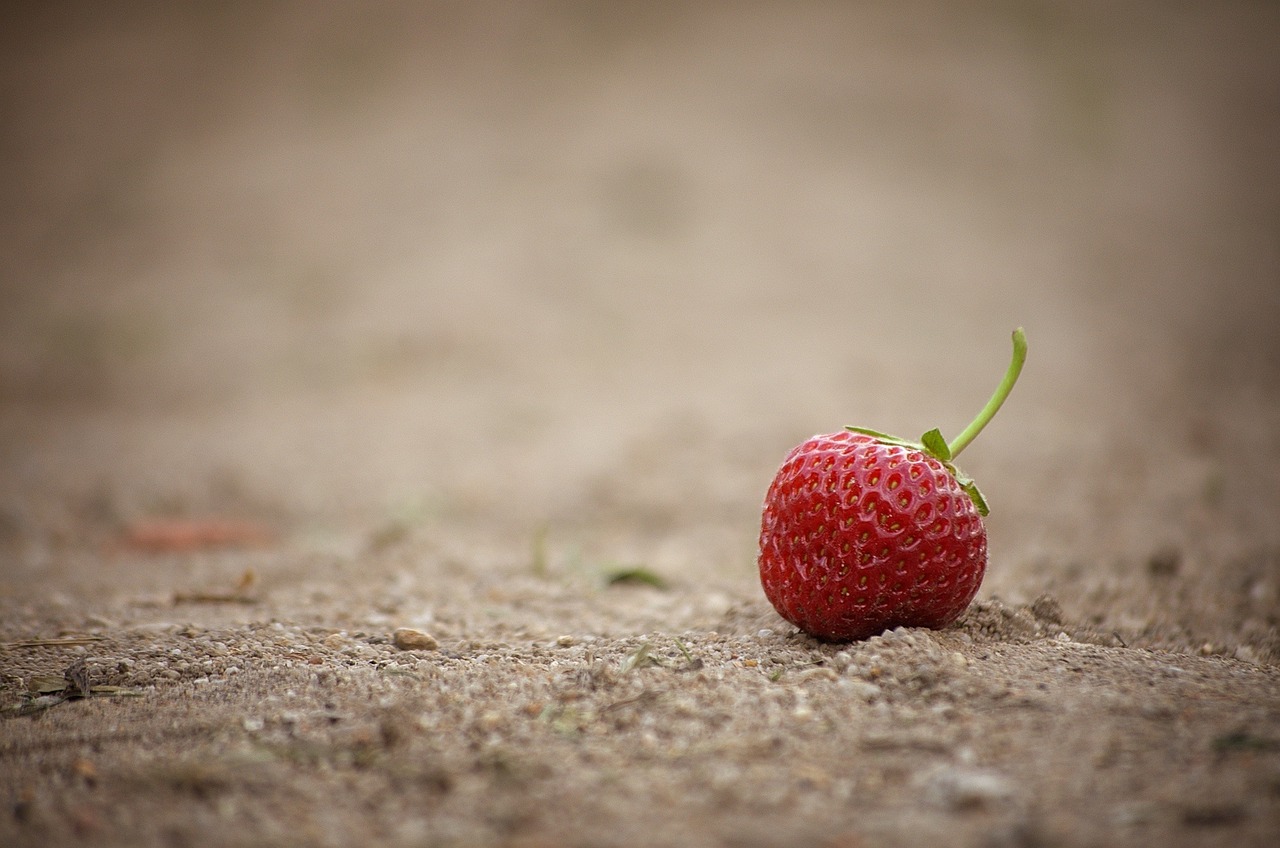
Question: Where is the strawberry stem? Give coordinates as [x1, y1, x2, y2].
[947, 328, 1027, 458]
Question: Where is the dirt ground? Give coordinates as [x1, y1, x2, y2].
[2, 3, 1279, 846]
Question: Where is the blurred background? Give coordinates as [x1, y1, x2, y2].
[2, 2, 1278, 620]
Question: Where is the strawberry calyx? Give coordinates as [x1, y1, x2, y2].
[845, 425, 990, 516]
[844, 328, 1027, 518]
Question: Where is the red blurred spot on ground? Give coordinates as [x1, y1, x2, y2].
[120, 518, 275, 553]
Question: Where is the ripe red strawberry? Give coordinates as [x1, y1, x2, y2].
[758, 329, 1026, 642]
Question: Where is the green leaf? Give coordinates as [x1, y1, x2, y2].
[844, 427, 921, 451]
[604, 566, 668, 589]
[845, 426, 900, 441]
[920, 428, 951, 461]
[945, 464, 990, 517]
[961, 479, 990, 517]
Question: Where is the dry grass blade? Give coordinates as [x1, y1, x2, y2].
[173, 568, 259, 604]
[4, 636, 105, 649]
[620, 643, 658, 673]
[5, 693, 71, 718]
[30, 675, 71, 694]
[3, 661, 145, 719]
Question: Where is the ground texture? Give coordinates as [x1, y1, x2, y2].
[2, 3, 1279, 847]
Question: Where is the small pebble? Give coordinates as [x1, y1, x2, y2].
[392, 628, 439, 651]
[845, 680, 883, 701]
[923, 766, 1014, 810]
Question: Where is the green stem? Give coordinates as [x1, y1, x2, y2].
[947, 327, 1027, 458]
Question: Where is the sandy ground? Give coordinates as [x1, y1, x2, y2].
[2, 3, 1279, 846]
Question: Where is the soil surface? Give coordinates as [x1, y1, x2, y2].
[3, 3, 1279, 847]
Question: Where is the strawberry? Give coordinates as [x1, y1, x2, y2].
[758, 328, 1027, 642]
